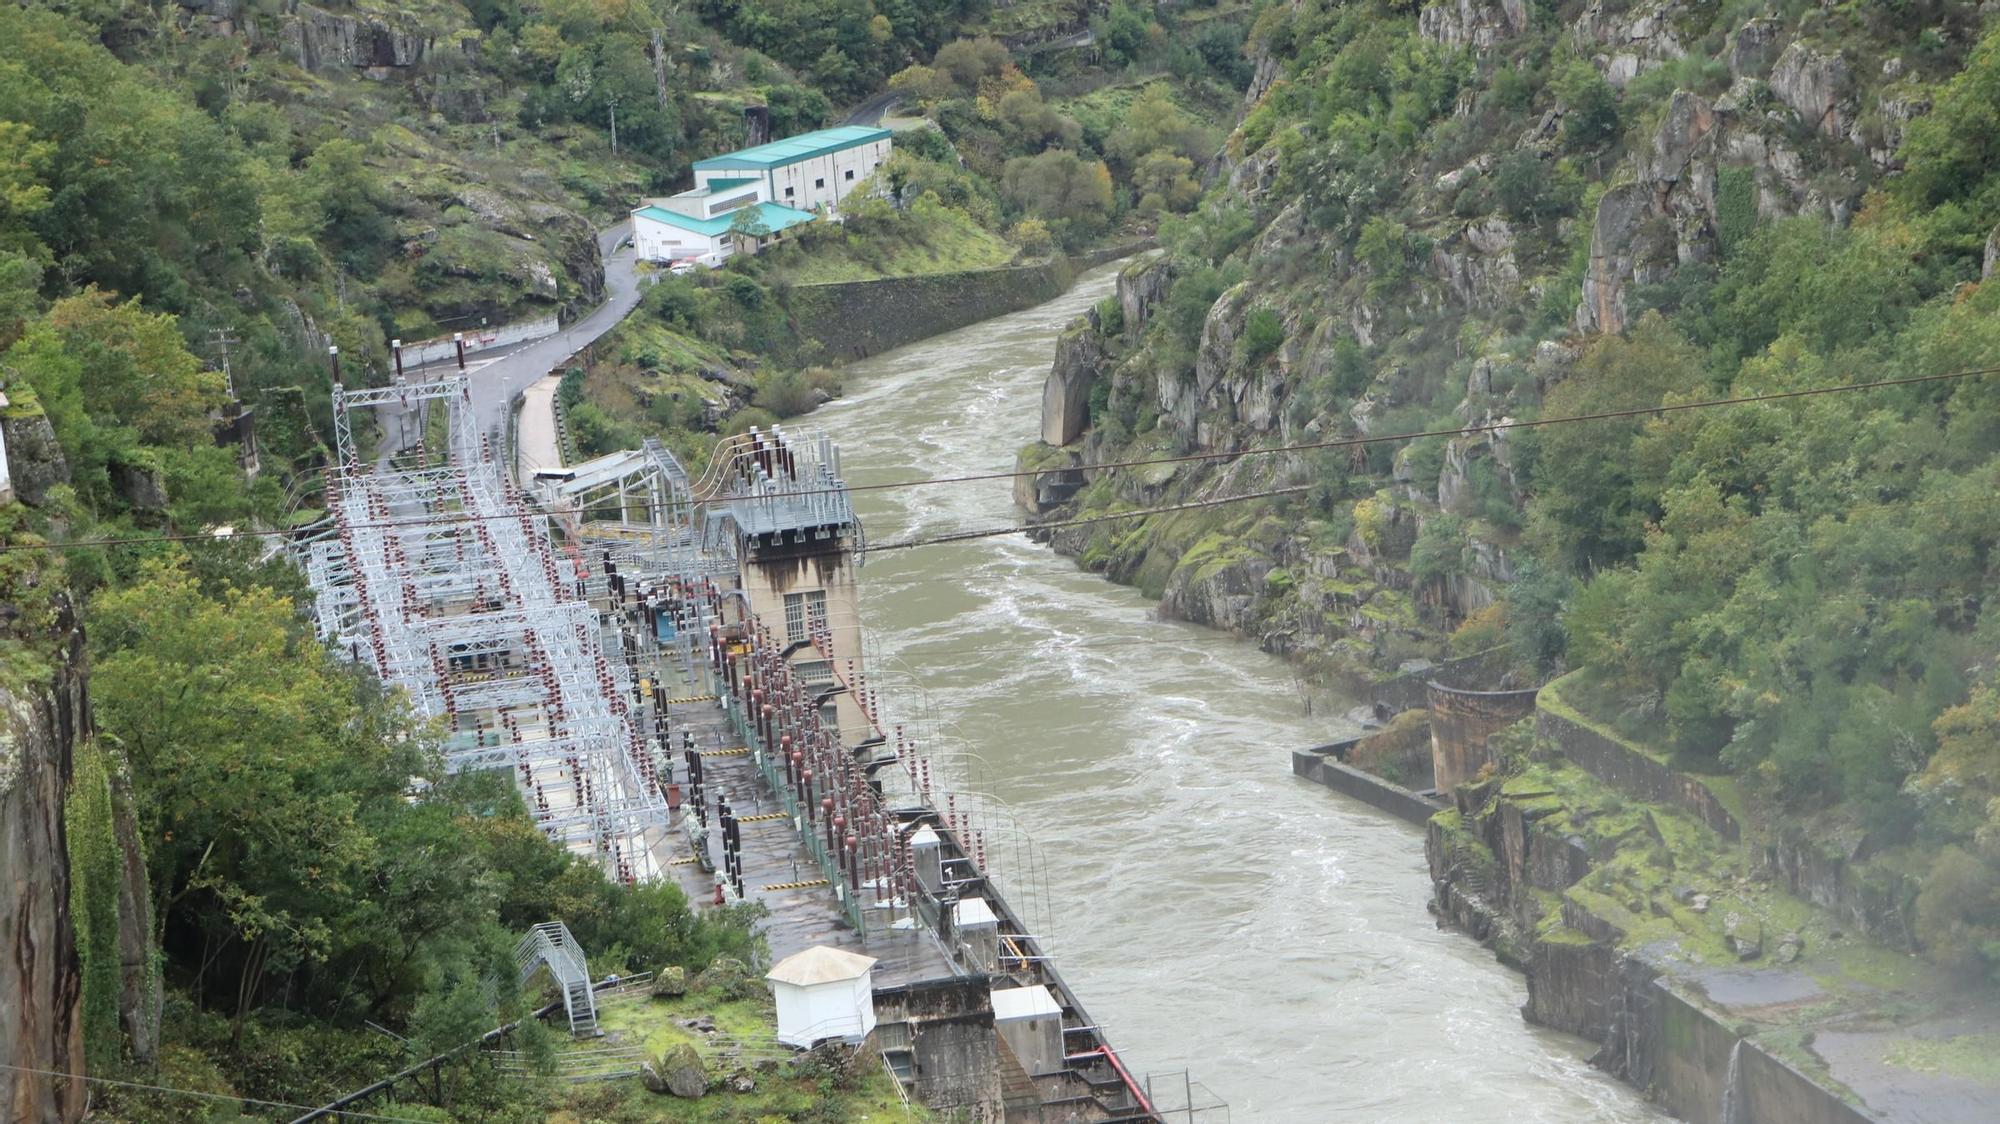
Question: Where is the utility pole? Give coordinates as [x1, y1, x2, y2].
[650, 29, 670, 111]
[209, 327, 240, 399]
[608, 94, 619, 156]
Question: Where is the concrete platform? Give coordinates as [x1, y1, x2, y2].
[646, 654, 958, 990]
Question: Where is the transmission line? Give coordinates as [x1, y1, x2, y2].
[0, 363, 1992, 556]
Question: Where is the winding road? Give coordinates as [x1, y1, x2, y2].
[380, 220, 642, 480]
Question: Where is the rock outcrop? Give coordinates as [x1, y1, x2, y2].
[1572, 0, 1688, 87]
[1, 407, 69, 508]
[1419, 0, 1528, 53]
[286, 2, 431, 72]
[1042, 321, 1102, 446]
[1769, 41, 1854, 138]
[0, 600, 89, 1124]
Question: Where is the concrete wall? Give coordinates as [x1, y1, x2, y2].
[872, 976, 1002, 1121]
[1291, 749, 1444, 826]
[737, 536, 869, 748]
[786, 255, 1078, 361]
[1536, 707, 1741, 841]
[1427, 683, 1539, 792]
[400, 315, 561, 369]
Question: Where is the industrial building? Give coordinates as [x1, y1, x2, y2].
[631, 125, 893, 265]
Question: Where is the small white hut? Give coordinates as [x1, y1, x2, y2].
[766, 945, 878, 1048]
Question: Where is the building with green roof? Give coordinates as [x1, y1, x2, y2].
[691, 125, 892, 214]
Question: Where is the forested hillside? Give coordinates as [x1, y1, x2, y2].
[0, 1, 975, 1119]
[1034, 0, 2000, 990]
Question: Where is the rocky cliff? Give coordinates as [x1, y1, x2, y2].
[1015, 0, 1956, 683]
[0, 599, 88, 1124]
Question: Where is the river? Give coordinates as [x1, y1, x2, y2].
[813, 262, 1662, 1121]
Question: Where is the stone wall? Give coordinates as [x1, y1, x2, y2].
[1370, 645, 1516, 714]
[785, 242, 1152, 363]
[786, 257, 1078, 362]
[1536, 707, 1741, 842]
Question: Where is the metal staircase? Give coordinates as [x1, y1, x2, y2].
[515, 922, 600, 1037]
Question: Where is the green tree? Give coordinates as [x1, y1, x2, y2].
[1522, 312, 1704, 571]
[1555, 62, 1619, 150]
[1133, 150, 1202, 215]
[1001, 150, 1114, 235]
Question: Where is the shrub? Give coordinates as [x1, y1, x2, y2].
[1240, 307, 1284, 363]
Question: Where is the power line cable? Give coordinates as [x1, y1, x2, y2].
[2, 363, 1993, 556]
[0, 1062, 440, 1123]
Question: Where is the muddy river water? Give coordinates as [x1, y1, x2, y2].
[813, 262, 1661, 1121]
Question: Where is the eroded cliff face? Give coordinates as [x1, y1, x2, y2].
[0, 600, 88, 1124]
[1016, 4, 1941, 681]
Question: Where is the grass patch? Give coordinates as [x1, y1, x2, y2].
[552, 987, 925, 1123]
[764, 208, 1016, 285]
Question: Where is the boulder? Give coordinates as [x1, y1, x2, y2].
[1986, 225, 2000, 281]
[650, 966, 687, 998]
[654, 1043, 707, 1098]
[1723, 912, 1764, 961]
[1774, 932, 1805, 964]
[691, 956, 760, 1001]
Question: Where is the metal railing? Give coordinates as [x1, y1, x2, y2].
[514, 922, 598, 1036]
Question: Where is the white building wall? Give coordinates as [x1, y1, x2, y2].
[773, 977, 876, 1047]
[631, 214, 729, 264]
[697, 138, 892, 214]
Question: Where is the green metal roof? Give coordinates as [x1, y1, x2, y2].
[693, 126, 891, 171]
[705, 177, 759, 191]
[633, 201, 819, 238]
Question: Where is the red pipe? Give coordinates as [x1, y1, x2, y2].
[1091, 1045, 1158, 1119]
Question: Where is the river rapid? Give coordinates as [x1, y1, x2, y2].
[813, 262, 1661, 1122]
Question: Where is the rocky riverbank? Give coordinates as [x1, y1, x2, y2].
[1411, 676, 2000, 1124]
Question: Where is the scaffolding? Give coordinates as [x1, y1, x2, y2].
[299, 375, 670, 883]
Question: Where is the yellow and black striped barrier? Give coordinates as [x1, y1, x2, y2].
[737, 812, 788, 823]
[662, 694, 719, 705]
[699, 746, 749, 757]
[761, 878, 830, 892]
[669, 856, 703, 867]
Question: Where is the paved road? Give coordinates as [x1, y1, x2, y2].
[380, 220, 643, 478]
[843, 91, 901, 127]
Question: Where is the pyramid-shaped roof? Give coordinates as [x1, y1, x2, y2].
[766, 945, 878, 987]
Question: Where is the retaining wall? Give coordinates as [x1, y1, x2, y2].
[1536, 707, 1741, 841]
[401, 314, 561, 368]
[784, 241, 1151, 362]
[1371, 645, 1515, 714]
[1291, 748, 1444, 826]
